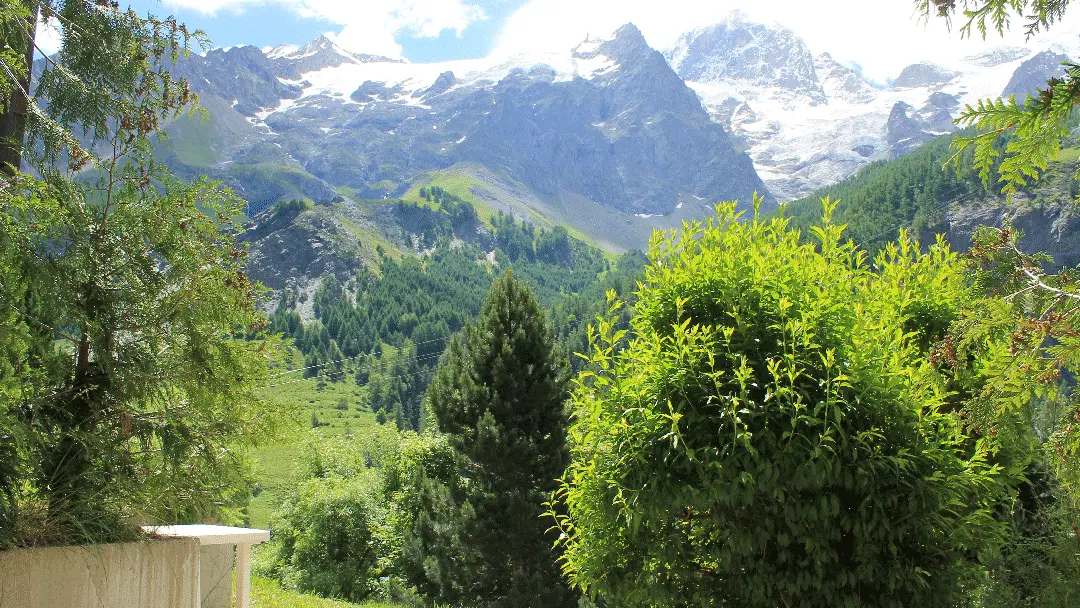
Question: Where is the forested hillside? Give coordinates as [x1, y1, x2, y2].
[263, 190, 645, 431]
[782, 128, 1080, 266]
[782, 133, 993, 248]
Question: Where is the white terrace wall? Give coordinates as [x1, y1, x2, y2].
[0, 537, 200, 608]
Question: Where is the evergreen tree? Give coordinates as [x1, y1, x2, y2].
[417, 271, 575, 607]
[0, 2, 276, 546]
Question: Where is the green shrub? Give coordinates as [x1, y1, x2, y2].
[272, 198, 313, 220]
[257, 427, 454, 604]
[975, 459, 1080, 608]
[554, 200, 1018, 608]
[261, 475, 381, 602]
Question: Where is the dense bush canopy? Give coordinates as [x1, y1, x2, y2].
[554, 200, 1017, 607]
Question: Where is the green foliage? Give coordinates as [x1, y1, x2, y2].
[418, 271, 576, 608]
[262, 474, 382, 602]
[914, 0, 1080, 195]
[247, 376, 380, 528]
[0, 2, 278, 547]
[273, 198, 313, 220]
[257, 426, 455, 604]
[0, 176, 279, 545]
[917, 0, 1070, 40]
[554, 201, 1015, 608]
[975, 460, 1080, 607]
[250, 574, 406, 608]
[269, 209, 635, 435]
[9, 1, 207, 176]
[952, 92, 1073, 193]
[951, 226, 1080, 504]
[406, 185, 479, 244]
[363, 341, 425, 432]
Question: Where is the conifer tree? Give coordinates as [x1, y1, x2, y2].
[0, 2, 276, 546]
[417, 271, 575, 608]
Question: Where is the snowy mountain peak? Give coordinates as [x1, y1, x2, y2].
[285, 35, 346, 60]
[814, 53, 878, 103]
[610, 23, 648, 47]
[265, 44, 298, 59]
[1002, 50, 1072, 99]
[588, 23, 653, 66]
[890, 62, 960, 90]
[964, 46, 1031, 67]
[670, 16, 1068, 201]
[665, 17, 824, 103]
[282, 35, 406, 66]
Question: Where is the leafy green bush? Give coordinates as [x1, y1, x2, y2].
[257, 427, 454, 604]
[975, 460, 1080, 608]
[271, 198, 313, 220]
[262, 475, 381, 602]
[554, 200, 1018, 608]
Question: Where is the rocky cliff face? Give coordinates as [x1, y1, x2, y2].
[241, 199, 405, 290]
[448, 25, 763, 214]
[161, 23, 766, 228]
[946, 197, 1080, 269]
[173, 45, 303, 116]
[1001, 50, 1071, 99]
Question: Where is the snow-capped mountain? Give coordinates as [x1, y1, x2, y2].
[155, 14, 1080, 250]
[162, 23, 765, 245]
[666, 12, 1079, 201]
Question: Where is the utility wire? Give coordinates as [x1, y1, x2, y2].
[258, 349, 447, 390]
[267, 334, 450, 379]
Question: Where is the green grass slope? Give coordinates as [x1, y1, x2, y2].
[404, 164, 717, 254]
[248, 374, 380, 529]
[251, 575, 404, 608]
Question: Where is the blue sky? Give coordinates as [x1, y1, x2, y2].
[74, 0, 1080, 83]
[124, 0, 527, 62]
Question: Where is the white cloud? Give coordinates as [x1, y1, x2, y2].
[492, 0, 1080, 83]
[160, 0, 486, 58]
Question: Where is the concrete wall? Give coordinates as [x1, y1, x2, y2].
[0, 538, 200, 608]
[200, 544, 234, 608]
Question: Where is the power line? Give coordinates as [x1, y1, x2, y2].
[258, 349, 447, 390]
[267, 334, 450, 379]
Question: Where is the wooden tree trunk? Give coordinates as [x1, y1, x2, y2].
[0, 2, 39, 177]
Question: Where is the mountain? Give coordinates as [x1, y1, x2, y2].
[666, 15, 825, 104]
[158, 23, 766, 251]
[1001, 50, 1071, 99]
[154, 13, 1080, 254]
[666, 12, 1080, 202]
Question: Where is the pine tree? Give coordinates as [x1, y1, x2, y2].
[417, 271, 575, 607]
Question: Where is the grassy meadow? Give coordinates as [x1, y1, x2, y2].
[250, 575, 403, 608]
[248, 372, 380, 528]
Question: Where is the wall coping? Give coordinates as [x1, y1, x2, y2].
[142, 524, 270, 546]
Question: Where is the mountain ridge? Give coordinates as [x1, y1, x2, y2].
[156, 21, 767, 252]
[146, 15, 1080, 255]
